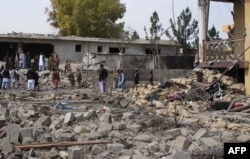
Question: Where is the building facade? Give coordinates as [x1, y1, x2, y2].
[0, 33, 179, 63]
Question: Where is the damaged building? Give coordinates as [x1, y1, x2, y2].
[0, 33, 196, 81]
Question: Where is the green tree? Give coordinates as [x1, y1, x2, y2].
[207, 25, 221, 41]
[131, 31, 140, 40]
[165, 7, 198, 49]
[45, 0, 126, 38]
[144, 11, 164, 69]
[144, 11, 164, 41]
[121, 27, 140, 40]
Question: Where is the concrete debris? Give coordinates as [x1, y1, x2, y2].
[0, 66, 250, 158]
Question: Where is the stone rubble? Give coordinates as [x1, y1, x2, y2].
[0, 67, 249, 159]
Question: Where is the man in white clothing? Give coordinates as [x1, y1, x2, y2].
[39, 52, 45, 72]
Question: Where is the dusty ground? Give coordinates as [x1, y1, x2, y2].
[0, 66, 249, 159]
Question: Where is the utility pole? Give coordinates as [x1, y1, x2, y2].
[198, 0, 209, 63]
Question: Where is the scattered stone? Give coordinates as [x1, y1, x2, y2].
[99, 113, 112, 124]
[236, 134, 250, 142]
[134, 134, 153, 143]
[34, 116, 51, 127]
[171, 136, 191, 151]
[107, 143, 125, 152]
[192, 128, 208, 140]
[91, 145, 104, 155]
[1, 140, 13, 153]
[19, 128, 33, 143]
[6, 124, 20, 144]
[122, 112, 134, 120]
[64, 112, 75, 124]
[129, 123, 142, 133]
[68, 146, 84, 159]
[0, 117, 6, 129]
[172, 151, 192, 159]
[200, 137, 220, 149]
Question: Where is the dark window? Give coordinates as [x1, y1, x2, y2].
[75, 44, 82, 52]
[109, 47, 125, 54]
[97, 46, 103, 52]
[145, 48, 161, 55]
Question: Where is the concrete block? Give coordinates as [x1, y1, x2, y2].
[35, 116, 51, 127]
[39, 133, 53, 143]
[192, 128, 208, 140]
[0, 117, 6, 129]
[118, 122, 127, 130]
[91, 145, 104, 155]
[1, 140, 13, 153]
[6, 124, 20, 144]
[172, 136, 191, 150]
[22, 137, 34, 144]
[164, 128, 181, 139]
[19, 128, 33, 143]
[200, 137, 220, 149]
[33, 127, 45, 141]
[75, 113, 84, 122]
[237, 134, 250, 142]
[107, 143, 125, 152]
[129, 124, 142, 133]
[3, 108, 9, 119]
[172, 151, 192, 159]
[134, 134, 153, 143]
[58, 133, 74, 142]
[99, 113, 112, 124]
[68, 146, 84, 159]
[64, 112, 75, 124]
[122, 112, 134, 120]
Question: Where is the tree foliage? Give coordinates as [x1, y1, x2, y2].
[165, 7, 198, 49]
[122, 28, 140, 40]
[144, 11, 164, 41]
[45, 0, 126, 38]
[207, 25, 221, 41]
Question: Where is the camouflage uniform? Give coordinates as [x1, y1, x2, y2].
[53, 54, 60, 69]
[68, 69, 75, 88]
[48, 54, 54, 71]
[75, 68, 82, 88]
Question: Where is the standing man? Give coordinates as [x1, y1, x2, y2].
[52, 68, 60, 90]
[67, 68, 75, 88]
[148, 70, 153, 85]
[98, 64, 108, 93]
[27, 65, 36, 90]
[1, 67, 10, 90]
[118, 69, 125, 91]
[39, 52, 45, 72]
[134, 68, 139, 87]
[194, 67, 203, 83]
[53, 54, 60, 69]
[48, 54, 54, 71]
[26, 52, 31, 69]
[76, 68, 82, 88]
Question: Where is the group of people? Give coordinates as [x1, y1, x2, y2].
[0, 52, 62, 91]
[98, 64, 154, 93]
[0, 66, 20, 90]
[3, 52, 60, 71]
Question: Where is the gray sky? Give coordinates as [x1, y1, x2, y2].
[0, 0, 233, 39]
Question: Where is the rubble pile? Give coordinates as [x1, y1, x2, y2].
[0, 68, 250, 159]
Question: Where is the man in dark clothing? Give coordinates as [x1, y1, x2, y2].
[98, 64, 108, 93]
[134, 68, 139, 87]
[26, 52, 31, 69]
[1, 67, 10, 89]
[0, 66, 4, 88]
[27, 65, 36, 90]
